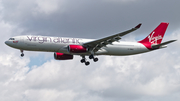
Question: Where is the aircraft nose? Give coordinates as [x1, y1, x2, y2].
[5, 40, 10, 45]
[5, 41, 8, 45]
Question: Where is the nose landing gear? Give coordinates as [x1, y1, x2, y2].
[20, 50, 24, 57]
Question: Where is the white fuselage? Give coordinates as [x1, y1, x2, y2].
[5, 35, 150, 56]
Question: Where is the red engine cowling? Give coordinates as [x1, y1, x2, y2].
[54, 52, 73, 60]
[68, 45, 88, 53]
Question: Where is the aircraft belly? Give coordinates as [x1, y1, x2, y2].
[105, 45, 137, 55]
[100, 43, 149, 56]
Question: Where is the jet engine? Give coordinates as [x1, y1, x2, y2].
[54, 52, 73, 60]
[68, 45, 88, 53]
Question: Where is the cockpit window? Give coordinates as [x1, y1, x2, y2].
[9, 38, 15, 40]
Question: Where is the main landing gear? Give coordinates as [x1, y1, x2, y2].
[20, 50, 24, 57]
[80, 56, 90, 66]
[89, 54, 98, 62]
[80, 55, 98, 66]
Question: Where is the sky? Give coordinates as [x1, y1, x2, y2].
[0, 0, 180, 101]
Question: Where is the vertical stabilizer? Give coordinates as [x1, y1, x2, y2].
[138, 22, 169, 45]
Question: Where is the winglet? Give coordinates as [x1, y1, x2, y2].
[135, 23, 142, 29]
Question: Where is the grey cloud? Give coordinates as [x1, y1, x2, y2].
[2, 0, 180, 38]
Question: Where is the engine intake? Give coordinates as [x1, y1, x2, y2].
[54, 52, 73, 60]
[68, 45, 88, 53]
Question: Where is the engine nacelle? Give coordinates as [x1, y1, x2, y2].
[54, 52, 73, 60]
[68, 45, 88, 53]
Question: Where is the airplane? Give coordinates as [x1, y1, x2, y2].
[5, 22, 176, 66]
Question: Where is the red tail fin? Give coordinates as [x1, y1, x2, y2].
[138, 22, 169, 45]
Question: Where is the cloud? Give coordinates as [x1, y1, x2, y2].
[33, 0, 66, 15]
[104, 0, 139, 3]
[24, 89, 77, 101]
[2, 40, 180, 101]
[2, 0, 180, 38]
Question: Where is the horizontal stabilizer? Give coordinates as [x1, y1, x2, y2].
[151, 40, 177, 49]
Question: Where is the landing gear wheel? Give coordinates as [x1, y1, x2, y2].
[85, 61, 90, 66]
[21, 53, 24, 57]
[89, 54, 98, 62]
[89, 54, 94, 59]
[81, 59, 86, 63]
[93, 58, 98, 62]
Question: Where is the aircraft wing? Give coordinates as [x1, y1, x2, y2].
[83, 23, 142, 52]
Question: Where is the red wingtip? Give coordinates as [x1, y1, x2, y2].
[135, 23, 142, 29]
[161, 22, 169, 24]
